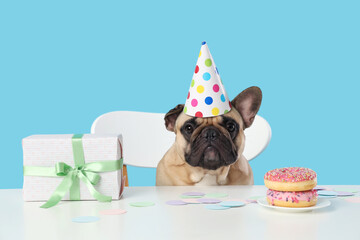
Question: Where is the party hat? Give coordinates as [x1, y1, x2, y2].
[184, 41, 232, 118]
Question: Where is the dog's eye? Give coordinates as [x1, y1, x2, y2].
[185, 124, 194, 134]
[226, 123, 235, 132]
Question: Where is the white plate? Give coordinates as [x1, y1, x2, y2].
[257, 197, 331, 212]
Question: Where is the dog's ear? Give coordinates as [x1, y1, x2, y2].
[231, 86, 262, 129]
[164, 104, 184, 132]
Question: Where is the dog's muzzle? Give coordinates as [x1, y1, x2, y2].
[185, 126, 238, 170]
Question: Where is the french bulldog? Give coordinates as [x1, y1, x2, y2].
[156, 86, 262, 186]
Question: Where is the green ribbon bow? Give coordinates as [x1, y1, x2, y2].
[23, 134, 123, 208]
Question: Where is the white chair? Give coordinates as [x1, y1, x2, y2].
[91, 111, 271, 185]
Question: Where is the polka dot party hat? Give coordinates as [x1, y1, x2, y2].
[184, 41, 231, 118]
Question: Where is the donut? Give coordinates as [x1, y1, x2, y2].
[264, 167, 317, 191]
[267, 189, 318, 208]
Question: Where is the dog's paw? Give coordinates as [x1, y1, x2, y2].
[217, 178, 227, 185]
[190, 172, 204, 183]
[216, 166, 230, 185]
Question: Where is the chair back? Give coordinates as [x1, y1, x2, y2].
[91, 111, 271, 168]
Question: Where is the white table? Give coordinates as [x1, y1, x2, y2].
[0, 185, 359, 240]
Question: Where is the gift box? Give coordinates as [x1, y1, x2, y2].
[22, 134, 124, 208]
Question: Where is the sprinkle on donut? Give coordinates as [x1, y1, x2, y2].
[264, 167, 316, 183]
[266, 189, 318, 205]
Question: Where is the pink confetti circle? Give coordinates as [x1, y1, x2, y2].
[345, 197, 360, 203]
[182, 199, 201, 204]
[213, 84, 219, 92]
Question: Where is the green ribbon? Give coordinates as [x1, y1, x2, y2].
[23, 134, 123, 208]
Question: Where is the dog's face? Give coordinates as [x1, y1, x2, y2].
[165, 86, 262, 170]
[175, 110, 244, 170]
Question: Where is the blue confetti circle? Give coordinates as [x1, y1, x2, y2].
[202, 41, 206, 45]
[72, 216, 100, 223]
[203, 72, 211, 81]
[205, 204, 230, 210]
[219, 201, 245, 207]
[220, 94, 226, 102]
[205, 97, 213, 105]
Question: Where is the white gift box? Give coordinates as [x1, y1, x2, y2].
[22, 134, 124, 202]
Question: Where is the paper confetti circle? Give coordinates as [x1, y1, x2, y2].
[219, 201, 246, 208]
[334, 191, 354, 197]
[72, 216, 100, 223]
[184, 42, 231, 117]
[204, 193, 228, 198]
[182, 192, 205, 196]
[333, 187, 360, 193]
[182, 198, 201, 204]
[129, 201, 155, 207]
[197, 198, 222, 204]
[314, 186, 329, 191]
[318, 195, 337, 199]
[205, 204, 230, 210]
[245, 199, 258, 204]
[317, 190, 338, 196]
[180, 195, 203, 199]
[227, 198, 247, 202]
[99, 209, 127, 215]
[166, 200, 188, 206]
[345, 197, 360, 203]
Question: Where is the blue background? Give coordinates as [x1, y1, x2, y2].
[1, 0, 359, 188]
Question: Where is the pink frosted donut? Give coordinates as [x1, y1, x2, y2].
[264, 167, 317, 191]
[267, 189, 318, 208]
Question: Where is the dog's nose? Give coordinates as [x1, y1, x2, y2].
[202, 127, 219, 141]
